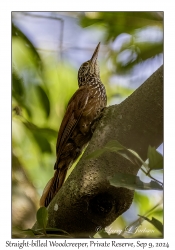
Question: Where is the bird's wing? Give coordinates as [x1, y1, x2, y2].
[55, 86, 90, 166]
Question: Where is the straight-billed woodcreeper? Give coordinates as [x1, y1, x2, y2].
[40, 42, 107, 207]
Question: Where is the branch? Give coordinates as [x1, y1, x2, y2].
[33, 65, 163, 237]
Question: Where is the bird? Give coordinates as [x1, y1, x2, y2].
[40, 42, 107, 207]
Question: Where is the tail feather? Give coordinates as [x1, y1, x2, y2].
[40, 168, 67, 207]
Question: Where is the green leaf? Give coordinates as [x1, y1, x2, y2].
[45, 228, 71, 236]
[21, 229, 36, 236]
[109, 173, 163, 191]
[148, 146, 163, 170]
[38, 234, 71, 238]
[151, 217, 163, 234]
[12, 227, 35, 238]
[139, 215, 163, 234]
[36, 85, 50, 118]
[33, 132, 52, 153]
[29, 228, 71, 238]
[104, 140, 125, 151]
[97, 229, 111, 238]
[12, 69, 32, 117]
[12, 70, 25, 98]
[22, 121, 57, 153]
[86, 140, 158, 176]
[27, 227, 71, 237]
[12, 23, 43, 70]
[135, 42, 163, 61]
[85, 148, 106, 160]
[85, 140, 125, 160]
[127, 149, 149, 171]
[23, 121, 58, 137]
[86, 140, 144, 168]
[36, 207, 48, 230]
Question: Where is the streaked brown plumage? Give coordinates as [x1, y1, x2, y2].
[40, 42, 107, 207]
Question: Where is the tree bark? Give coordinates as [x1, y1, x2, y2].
[33, 65, 163, 237]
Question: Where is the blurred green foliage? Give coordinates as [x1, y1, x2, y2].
[79, 12, 163, 73]
[12, 21, 79, 229]
[12, 12, 163, 238]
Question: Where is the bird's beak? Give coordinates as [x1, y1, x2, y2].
[90, 42, 100, 64]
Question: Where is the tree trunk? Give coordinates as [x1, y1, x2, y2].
[33, 65, 163, 237]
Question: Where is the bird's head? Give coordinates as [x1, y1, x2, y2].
[78, 42, 100, 87]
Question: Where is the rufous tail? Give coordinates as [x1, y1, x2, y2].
[40, 168, 67, 207]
